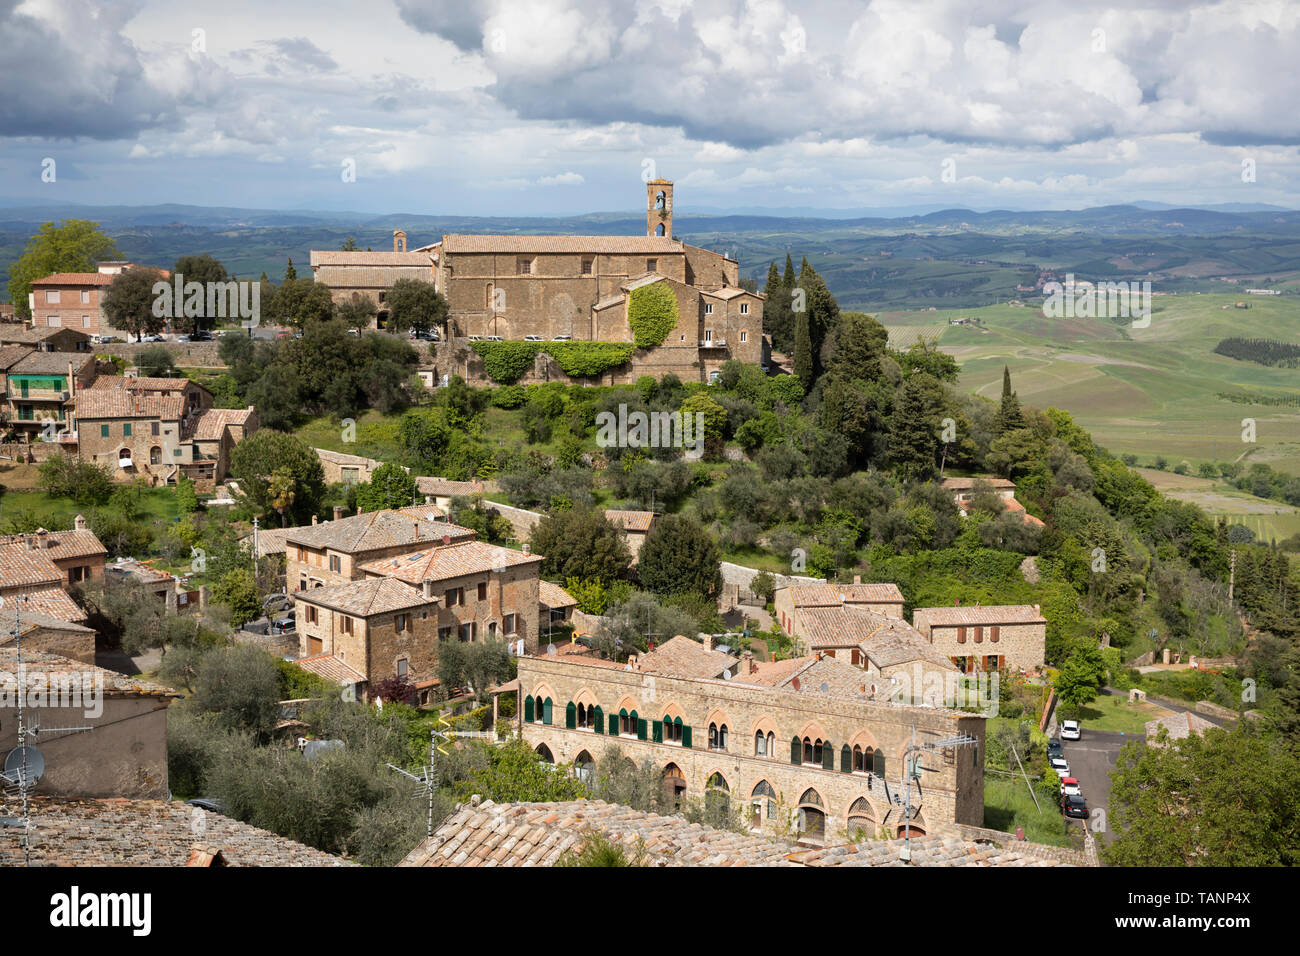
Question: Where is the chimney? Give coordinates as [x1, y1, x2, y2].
[522, 543, 530, 556]
[311, 515, 318, 525]
[627, 655, 638, 670]
[26, 536, 36, 551]
[333, 506, 344, 521]
[422, 579, 434, 600]
[356, 505, 363, 514]
[413, 521, 419, 541]
[441, 535, 450, 545]
[853, 574, 861, 584]
[742, 650, 755, 674]
[74, 514, 86, 531]
[703, 634, 713, 652]
[1033, 604, 1040, 614]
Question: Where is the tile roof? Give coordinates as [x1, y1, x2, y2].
[0, 344, 33, 370]
[74, 390, 187, 420]
[282, 509, 477, 553]
[360, 539, 542, 584]
[636, 636, 737, 680]
[309, 250, 436, 267]
[796, 605, 956, 670]
[240, 525, 295, 559]
[292, 654, 367, 686]
[14, 586, 87, 622]
[28, 272, 115, 286]
[105, 557, 176, 586]
[10, 352, 92, 376]
[783, 582, 904, 608]
[743, 656, 816, 686]
[0, 611, 95, 641]
[0, 542, 63, 588]
[942, 476, 1016, 491]
[190, 406, 254, 441]
[604, 509, 656, 533]
[84, 374, 197, 393]
[440, 234, 684, 255]
[316, 447, 383, 466]
[414, 476, 485, 498]
[538, 581, 577, 610]
[0, 326, 89, 344]
[914, 605, 1047, 627]
[400, 798, 1073, 867]
[0, 646, 178, 697]
[0, 528, 106, 562]
[3, 798, 352, 866]
[294, 576, 432, 617]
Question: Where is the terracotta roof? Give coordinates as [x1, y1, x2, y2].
[28, 272, 115, 287]
[400, 798, 1073, 867]
[316, 447, 383, 466]
[0, 326, 89, 344]
[294, 577, 432, 617]
[0, 528, 106, 562]
[538, 580, 577, 610]
[360, 540, 541, 584]
[0, 646, 178, 698]
[636, 636, 737, 679]
[105, 557, 175, 586]
[292, 654, 367, 686]
[942, 476, 1016, 491]
[743, 656, 816, 686]
[914, 605, 1047, 627]
[440, 235, 683, 255]
[3, 798, 351, 866]
[74, 390, 187, 420]
[191, 406, 254, 441]
[0, 345, 33, 370]
[0, 611, 95, 641]
[240, 525, 295, 559]
[282, 509, 476, 553]
[604, 509, 656, 533]
[85, 374, 200, 394]
[0, 542, 63, 588]
[782, 582, 904, 608]
[414, 477, 484, 498]
[309, 250, 435, 267]
[10, 352, 92, 376]
[13, 586, 87, 622]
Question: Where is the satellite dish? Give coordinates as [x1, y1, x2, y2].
[426, 513, 437, 521]
[546, 643, 556, 657]
[4, 746, 45, 788]
[820, 682, 830, 693]
[722, 670, 731, 680]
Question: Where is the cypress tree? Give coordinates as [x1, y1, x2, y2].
[996, 364, 1024, 434]
[284, 258, 297, 282]
[782, 253, 795, 288]
[793, 307, 813, 390]
[763, 261, 781, 299]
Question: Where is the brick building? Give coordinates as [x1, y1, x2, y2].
[911, 604, 1048, 673]
[516, 635, 985, 843]
[310, 179, 765, 383]
[25, 271, 115, 334]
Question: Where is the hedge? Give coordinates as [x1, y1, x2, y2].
[471, 340, 634, 384]
[627, 282, 678, 349]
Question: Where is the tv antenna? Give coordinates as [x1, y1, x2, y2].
[386, 714, 498, 838]
[895, 724, 980, 863]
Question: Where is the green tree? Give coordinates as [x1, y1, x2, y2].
[679, 392, 727, 458]
[638, 514, 721, 598]
[1105, 725, 1300, 866]
[135, 345, 178, 377]
[212, 567, 262, 627]
[1053, 639, 1107, 713]
[37, 453, 113, 505]
[792, 307, 812, 390]
[888, 371, 944, 480]
[229, 430, 326, 526]
[284, 258, 297, 281]
[190, 644, 284, 740]
[8, 219, 120, 318]
[354, 461, 417, 512]
[530, 508, 631, 582]
[172, 254, 229, 286]
[266, 279, 334, 328]
[995, 365, 1025, 435]
[336, 297, 375, 331]
[385, 279, 448, 333]
[103, 268, 167, 341]
[340, 237, 358, 251]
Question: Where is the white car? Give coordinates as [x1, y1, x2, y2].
[484, 335, 503, 342]
[1059, 776, 1082, 798]
[1060, 720, 1081, 740]
[523, 334, 543, 341]
[1050, 757, 1070, 779]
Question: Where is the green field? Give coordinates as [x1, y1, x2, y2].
[982, 777, 1072, 846]
[879, 293, 1300, 482]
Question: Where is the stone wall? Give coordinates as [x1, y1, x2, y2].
[484, 502, 544, 543]
[97, 341, 225, 368]
[0, 441, 64, 462]
[720, 561, 825, 593]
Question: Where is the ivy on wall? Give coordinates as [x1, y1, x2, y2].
[470, 340, 634, 384]
[627, 282, 678, 349]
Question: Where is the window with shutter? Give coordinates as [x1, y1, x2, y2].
[608, 712, 619, 735]
[593, 705, 604, 733]
[957, 627, 966, 643]
[822, 742, 835, 770]
[681, 725, 692, 748]
[991, 626, 1000, 642]
[637, 718, 647, 740]
[653, 720, 663, 743]
[974, 626, 983, 643]
[565, 702, 576, 729]
[790, 736, 801, 765]
[524, 695, 534, 723]
[543, 698, 553, 724]
[840, 745, 852, 773]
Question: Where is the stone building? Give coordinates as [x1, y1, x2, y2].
[911, 604, 1047, 673]
[0, 646, 177, 798]
[0, 324, 93, 353]
[774, 580, 905, 636]
[310, 179, 766, 383]
[316, 447, 396, 487]
[603, 509, 657, 563]
[0, 612, 97, 664]
[516, 636, 986, 843]
[942, 475, 1045, 528]
[4, 351, 96, 440]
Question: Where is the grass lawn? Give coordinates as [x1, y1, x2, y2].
[1068, 692, 1175, 734]
[0, 487, 185, 534]
[982, 776, 1072, 847]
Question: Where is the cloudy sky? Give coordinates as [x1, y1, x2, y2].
[1, 0, 1297, 216]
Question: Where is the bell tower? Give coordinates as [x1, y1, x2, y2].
[647, 179, 673, 237]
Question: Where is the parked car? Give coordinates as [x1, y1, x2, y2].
[1047, 738, 1064, 758]
[1059, 776, 1082, 798]
[409, 328, 439, 341]
[523, 334, 543, 341]
[91, 334, 119, 344]
[139, 333, 165, 343]
[188, 329, 213, 342]
[270, 612, 296, 635]
[467, 334, 482, 341]
[484, 335, 503, 342]
[1062, 793, 1089, 819]
[1050, 757, 1070, 778]
[551, 334, 572, 341]
[275, 330, 293, 340]
[1060, 720, 1081, 741]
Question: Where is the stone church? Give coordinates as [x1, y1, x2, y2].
[310, 179, 766, 383]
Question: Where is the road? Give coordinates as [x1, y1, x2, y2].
[1061, 728, 1131, 845]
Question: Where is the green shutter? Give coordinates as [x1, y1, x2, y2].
[543, 698, 553, 725]
[637, 718, 647, 741]
[823, 741, 835, 771]
[100, 424, 109, 438]
[607, 712, 618, 735]
[791, 736, 802, 765]
[565, 701, 576, 729]
[524, 695, 534, 723]
[841, 745, 852, 773]
[681, 725, 692, 748]
[653, 720, 663, 743]
[593, 706, 604, 734]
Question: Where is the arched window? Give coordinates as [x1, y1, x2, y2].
[709, 723, 728, 751]
[854, 746, 877, 774]
[655, 223, 666, 236]
[705, 772, 730, 818]
[848, 797, 876, 840]
[535, 743, 554, 764]
[750, 779, 777, 830]
[574, 750, 594, 782]
[662, 714, 683, 744]
[803, 737, 813, 764]
[662, 763, 686, 808]
[754, 731, 767, 757]
[149, 446, 161, 465]
[706, 772, 730, 793]
[802, 738, 823, 766]
[797, 789, 825, 841]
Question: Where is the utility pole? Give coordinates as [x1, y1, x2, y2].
[1228, 549, 1236, 607]
[252, 516, 259, 581]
